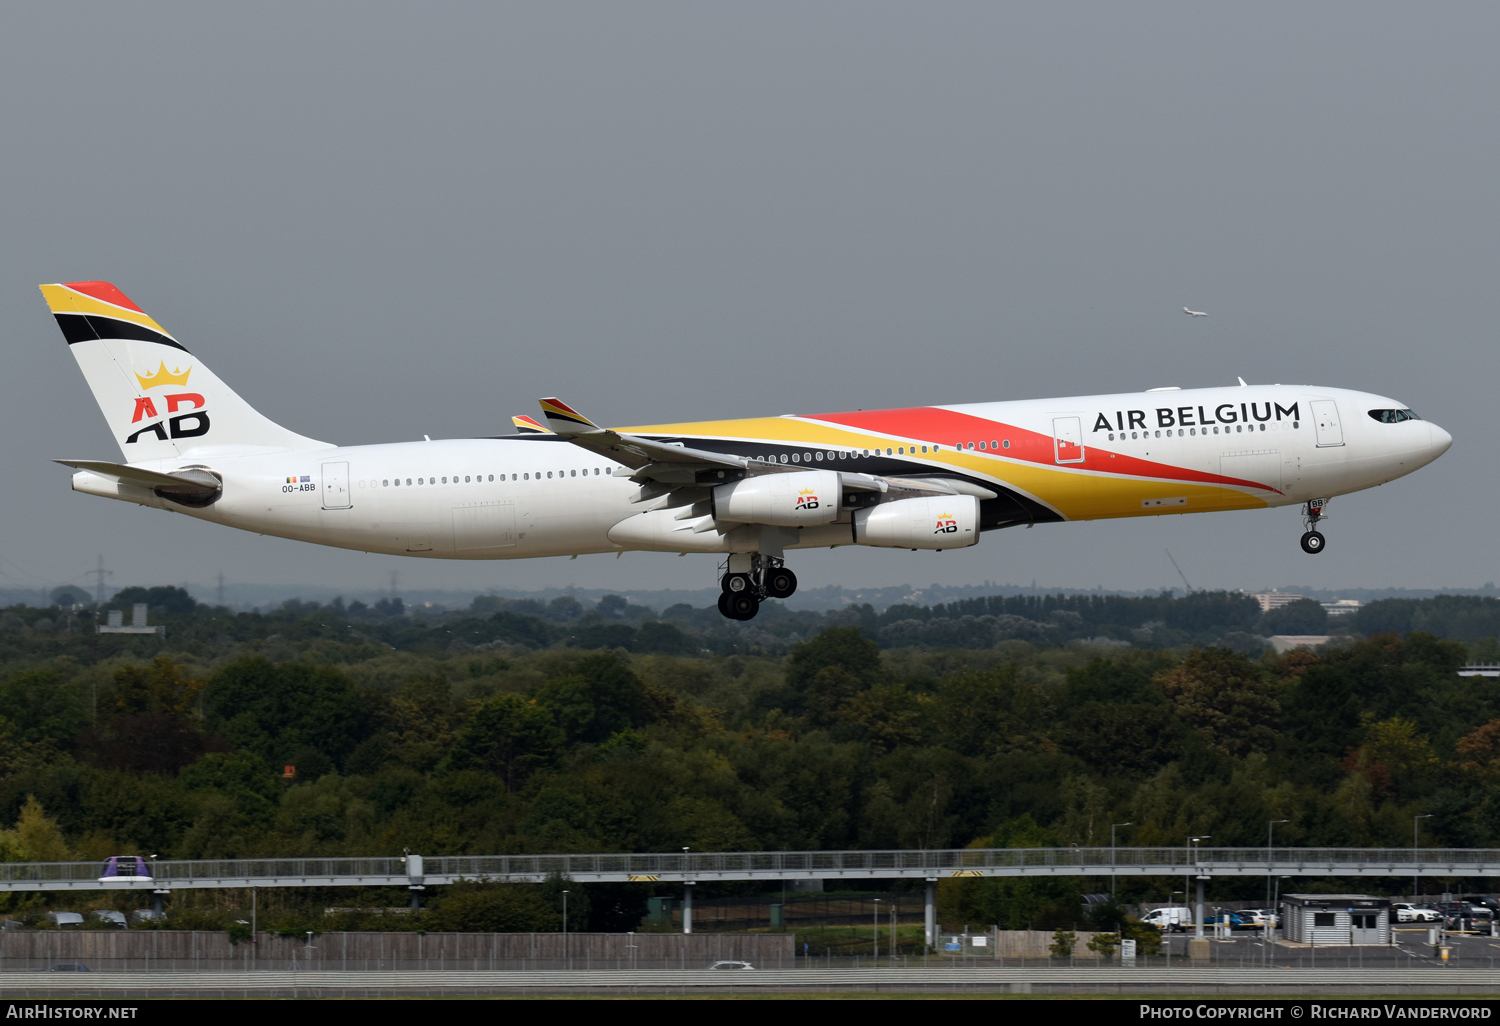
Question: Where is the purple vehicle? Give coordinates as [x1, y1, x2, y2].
[97, 856, 151, 884]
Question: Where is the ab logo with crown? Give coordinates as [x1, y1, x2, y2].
[126, 361, 211, 444]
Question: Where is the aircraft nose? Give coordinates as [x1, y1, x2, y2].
[1428, 422, 1453, 458]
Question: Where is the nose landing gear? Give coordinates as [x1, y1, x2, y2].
[717, 554, 797, 619]
[1300, 498, 1328, 554]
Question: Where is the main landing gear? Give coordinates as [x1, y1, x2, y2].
[717, 554, 797, 620]
[1300, 498, 1328, 554]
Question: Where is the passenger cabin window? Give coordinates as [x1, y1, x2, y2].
[1368, 409, 1421, 423]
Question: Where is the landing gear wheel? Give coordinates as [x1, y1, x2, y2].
[717, 593, 733, 617]
[725, 592, 760, 620]
[721, 572, 753, 594]
[1300, 530, 1326, 554]
[765, 567, 798, 600]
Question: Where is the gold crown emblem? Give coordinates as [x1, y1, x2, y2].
[798, 488, 816, 495]
[135, 361, 192, 390]
[937, 512, 953, 519]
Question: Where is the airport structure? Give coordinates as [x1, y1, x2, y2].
[1280, 894, 1391, 945]
[6, 846, 1497, 948]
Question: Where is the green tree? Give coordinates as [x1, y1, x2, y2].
[205, 657, 371, 769]
[0, 796, 72, 862]
[540, 873, 590, 931]
[1259, 598, 1328, 635]
[442, 692, 561, 789]
[80, 658, 219, 774]
[931, 666, 1052, 757]
[1064, 703, 1183, 774]
[1050, 929, 1077, 960]
[1155, 648, 1278, 757]
[535, 654, 652, 744]
[0, 670, 88, 748]
[433, 883, 556, 932]
[785, 627, 880, 695]
[1086, 932, 1120, 960]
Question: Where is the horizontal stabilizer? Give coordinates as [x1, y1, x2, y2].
[56, 460, 220, 499]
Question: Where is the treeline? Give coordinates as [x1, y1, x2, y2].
[0, 586, 1496, 930]
[20, 586, 1500, 661]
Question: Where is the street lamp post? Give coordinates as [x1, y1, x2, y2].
[562, 890, 570, 970]
[873, 898, 881, 960]
[1266, 820, 1289, 908]
[1414, 815, 1433, 901]
[1189, 836, 1210, 940]
[1111, 822, 1132, 898]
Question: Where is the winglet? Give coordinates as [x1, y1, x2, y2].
[538, 397, 604, 435]
[512, 415, 553, 435]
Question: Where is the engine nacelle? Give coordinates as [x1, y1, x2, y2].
[855, 494, 980, 549]
[714, 470, 841, 526]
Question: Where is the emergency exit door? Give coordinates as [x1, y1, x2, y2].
[322, 462, 351, 509]
[1053, 416, 1085, 464]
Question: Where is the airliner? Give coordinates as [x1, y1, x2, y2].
[41, 281, 1452, 620]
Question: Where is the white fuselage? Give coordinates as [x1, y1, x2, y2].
[69, 383, 1450, 559]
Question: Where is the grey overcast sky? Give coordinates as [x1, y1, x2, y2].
[0, 2, 1493, 600]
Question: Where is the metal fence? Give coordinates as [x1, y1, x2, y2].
[1, 967, 1499, 997]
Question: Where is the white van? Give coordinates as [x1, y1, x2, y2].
[1140, 906, 1194, 932]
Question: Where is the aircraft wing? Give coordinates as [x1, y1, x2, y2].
[511, 415, 553, 435]
[536, 398, 992, 520]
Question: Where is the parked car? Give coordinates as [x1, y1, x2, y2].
[707, 961, 755, 971]
[1239, 909, 1281, 928]
[130, 909, 164, 924]
[1392, 903, 1440, 923]
[1140, 907, 1194, 932]
[91, 910, 127, 929]
[1437, 902, 1493, 930]
[97, 856, 151, 885]
[45, 912, 83, 928]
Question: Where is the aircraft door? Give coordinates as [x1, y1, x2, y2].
[321, 461, 352, 509]
[1311, 400, 1344, 447]
[1052, 416, 1085, 464]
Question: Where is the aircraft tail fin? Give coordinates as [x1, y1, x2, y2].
[40, 282, 330, 461]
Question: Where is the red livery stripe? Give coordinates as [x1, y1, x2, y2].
[803, 406, 1281, 494]
[62, 281, 145, 313]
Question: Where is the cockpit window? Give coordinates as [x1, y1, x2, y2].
[1368, 409, 1421, 424]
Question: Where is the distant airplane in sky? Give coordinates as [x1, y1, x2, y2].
[1184, 307, 1208, 317]
[40, 281, 1453, 620]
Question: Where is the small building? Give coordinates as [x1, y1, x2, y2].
[1268, 635, 1331, 654]
[1252, 592, 1307, 613]
[1281, 894, 1390, 945]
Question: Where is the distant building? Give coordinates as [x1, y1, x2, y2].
[96, 603, 164, 638]
[1322, 599, 1362, 617]
[1252, 592, 1306, 613]
[1268, 635, 1330, 654]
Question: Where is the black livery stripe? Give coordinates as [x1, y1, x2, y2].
[649, 435, 1063, 530]
[53, 314, 188, 352]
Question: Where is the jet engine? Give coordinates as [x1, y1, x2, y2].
[713, 470, 841, 526]
[855, 494, 979, 549]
